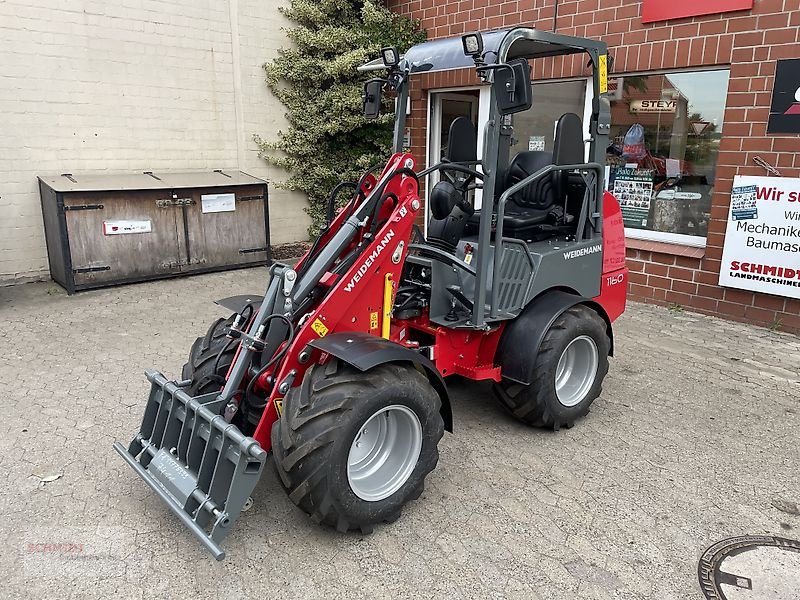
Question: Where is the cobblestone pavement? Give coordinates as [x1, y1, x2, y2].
[1, 267, 798, 600]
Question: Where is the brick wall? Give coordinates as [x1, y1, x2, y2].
[0, 0, 310, 285]
[389, 0, 800, 333]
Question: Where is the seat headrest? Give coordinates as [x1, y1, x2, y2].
[553, 112, 584, 165]
[446, 117, 477, 164]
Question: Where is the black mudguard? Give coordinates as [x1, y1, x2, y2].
[496, 290, 613, 385]
[215, 295, 264, 313]
[307, 332, 453, 432]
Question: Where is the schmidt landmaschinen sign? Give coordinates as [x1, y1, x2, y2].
[719, 176, 800, 300]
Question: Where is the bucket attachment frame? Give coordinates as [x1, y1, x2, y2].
[113, 370, 267, 560]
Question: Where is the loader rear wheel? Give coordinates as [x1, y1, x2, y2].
[494, 305, 609, 429]
[181, 315, 237, 396]
[271, 359, 444, 533]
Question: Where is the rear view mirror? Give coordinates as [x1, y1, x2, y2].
[494, 59, 532, 116]
[362, 79, 384, 119]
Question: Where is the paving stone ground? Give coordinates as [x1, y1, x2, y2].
[0, 267, 798, 600]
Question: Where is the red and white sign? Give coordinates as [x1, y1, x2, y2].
[103, 220, 152, 235]
[642, 0, 753, 23]
[719, 176, 800, 300]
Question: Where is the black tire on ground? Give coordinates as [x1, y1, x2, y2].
[181, 315, 238, 396]
[271, 359, 444, 533]
[493, 304, 610, 429]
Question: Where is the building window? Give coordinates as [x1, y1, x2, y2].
[605, 69, 730, 246]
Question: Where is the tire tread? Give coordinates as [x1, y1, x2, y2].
[271, 359, 443, 533]
[494, 305, 610, 429]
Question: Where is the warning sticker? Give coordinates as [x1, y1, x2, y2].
[274, 399, 283, 417]
[370, 311, 379, 330]
[599, 54, 608, 94]
[311, 318, 329, 337]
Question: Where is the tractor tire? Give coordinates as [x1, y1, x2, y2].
[271, 359, 444, 533]
[181, 315, 238, 396]
[494, 305, 609, 429]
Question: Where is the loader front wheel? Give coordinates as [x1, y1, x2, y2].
[494, 305, 609, 429]
[271, 359, 444, 533]
[181, 315, 237, 396]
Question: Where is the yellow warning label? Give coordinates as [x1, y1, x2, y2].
[598, 54, 608, 94]
[311, 318, 329, 337]
[370, 311, 379, 330]
[274, 398, 283, 417]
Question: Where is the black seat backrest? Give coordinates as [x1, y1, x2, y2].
[446, 116, 477, 164]
[505, 151, 555, 210]
[553, 112, 584, 165]
[506, 112, 584, 210]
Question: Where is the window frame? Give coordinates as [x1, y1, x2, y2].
[600, 65, 731, 248]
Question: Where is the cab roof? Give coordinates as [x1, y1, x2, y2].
[358, 28, 606, 74]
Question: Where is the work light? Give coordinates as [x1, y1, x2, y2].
[381, 46, 399, 67]
[461, 32, 483, 57]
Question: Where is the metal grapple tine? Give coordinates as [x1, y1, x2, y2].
[175, 399, 198, 463]
[207, 429, 236, 509]
[147, 386, 173, 464]
[212, 439, 266, 542]
[137, 374, 163, 439]
[160, 384, 185, 453]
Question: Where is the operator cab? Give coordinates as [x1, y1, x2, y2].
[360, 27, 612, 329]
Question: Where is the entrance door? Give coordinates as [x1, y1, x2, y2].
[429, 92, 479, 169]
[427, 91, 481, 235]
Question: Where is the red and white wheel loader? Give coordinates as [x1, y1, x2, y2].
[115, 27, 628, 559]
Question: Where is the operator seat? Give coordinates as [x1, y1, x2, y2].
[502, 112, 584, 237]
[465, 112, 585, 239]
[427, 116, 477, 252]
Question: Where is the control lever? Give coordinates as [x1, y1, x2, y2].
[445, 285, 474, 321]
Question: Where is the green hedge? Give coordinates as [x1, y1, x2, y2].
[256, 0, 425, 237]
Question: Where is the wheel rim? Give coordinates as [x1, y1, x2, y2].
[554, 335, 599, 407]
[347, 405, 423, 502]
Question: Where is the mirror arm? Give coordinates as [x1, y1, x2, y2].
[476, 63, 516, 95]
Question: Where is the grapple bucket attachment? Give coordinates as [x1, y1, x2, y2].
[113, 370, 266, 560]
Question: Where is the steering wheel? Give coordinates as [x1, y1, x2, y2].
[438, 161, 484, 199]
[439, 160, 484, 180]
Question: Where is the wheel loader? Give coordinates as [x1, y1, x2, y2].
[114, 27, 628, 560]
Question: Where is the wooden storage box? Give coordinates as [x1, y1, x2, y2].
[38, 170, 270, 293]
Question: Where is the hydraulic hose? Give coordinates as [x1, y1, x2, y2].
[325, 181, 359, 227]
[290, 165, 420, 305]
[242, 314, 296, 412]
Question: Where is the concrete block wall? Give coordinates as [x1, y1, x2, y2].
[388, 0, 800, 333]
[0, 0, 310, 284]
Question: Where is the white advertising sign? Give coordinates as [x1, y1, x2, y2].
[103, 220, 152, 235]
[201, 193, 236, 214]
[719, 176, 800, 299]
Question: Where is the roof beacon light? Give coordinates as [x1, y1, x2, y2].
[461, 32, 484, 57]
[381, 47, 400, 68]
